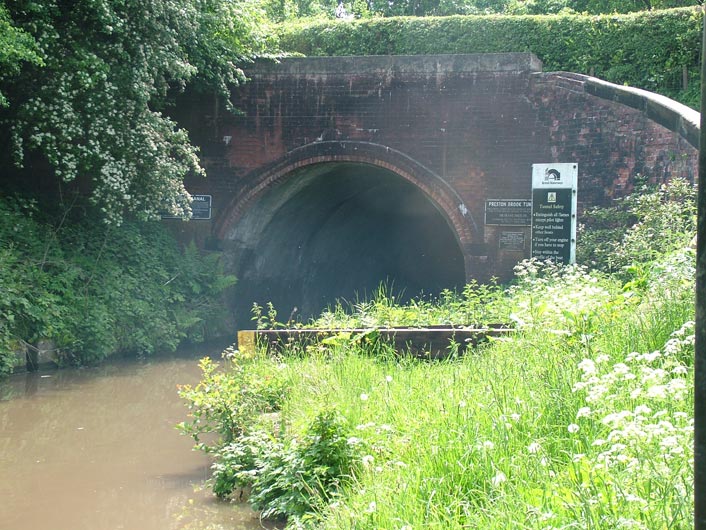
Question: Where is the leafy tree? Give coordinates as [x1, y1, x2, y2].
[0, 0, 276, 224]
[0, 3, 41, 107]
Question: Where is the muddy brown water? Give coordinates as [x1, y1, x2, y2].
[0, 343, 277, 530]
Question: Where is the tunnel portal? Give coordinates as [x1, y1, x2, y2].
[229, 162, 466, 326]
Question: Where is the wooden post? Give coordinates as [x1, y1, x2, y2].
[684, 65, 689, 92]
[694, 8, 706, 530]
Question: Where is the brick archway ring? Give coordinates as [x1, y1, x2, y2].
[215, 141, 479, 272]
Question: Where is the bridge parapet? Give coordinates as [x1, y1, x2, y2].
[248, 53, 543, 76]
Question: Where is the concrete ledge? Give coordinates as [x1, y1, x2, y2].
[238, 325, 513, 359]
[248, 53, 543, 76]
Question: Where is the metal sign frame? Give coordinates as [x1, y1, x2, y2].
[530, 163, 578, 264]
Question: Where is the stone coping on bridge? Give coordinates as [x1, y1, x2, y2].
[539, 71, 700, 148]
[247, 52, 543, 76]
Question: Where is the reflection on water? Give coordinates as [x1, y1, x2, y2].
[0, 343, 276, 530]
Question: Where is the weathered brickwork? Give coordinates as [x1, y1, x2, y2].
[172, 53, 698, 283]
[529, 72, 697, 208]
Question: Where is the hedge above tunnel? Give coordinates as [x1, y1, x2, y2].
[277, 7, 702, 107]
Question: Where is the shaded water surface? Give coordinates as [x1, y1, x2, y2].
[0, 344, 274, 530]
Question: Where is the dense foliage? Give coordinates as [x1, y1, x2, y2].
[180, 179, 695, 528]
[278, 7, 702, 107]
[578, 178, 697, 279]
[0, 194, 236, 374]
[178, 350, 358, 521]
[0, 3, 40, 107]
[264, 0, 697, 20]
[0, 0, 276, 224]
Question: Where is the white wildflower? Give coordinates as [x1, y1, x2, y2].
[646, 385, 667, 399]
[576, 406, 592, 418]
[491, 471, 507, 487]
[634, 405, 651, 416]
[612, 363, 630, 375]
[578, 358, 596, 375]
[595, 354, 610, 363]
[527, 442, 541, 454]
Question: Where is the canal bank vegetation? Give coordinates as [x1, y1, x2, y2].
[179, 179, 695, 528]
[0, 194, 236, 375]
[278, 6, 702, 108]
[0, 0, 275, 374]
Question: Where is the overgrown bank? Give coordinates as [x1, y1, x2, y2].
[179, 180, 695, 528]
[0, 195, 236, 375]
[278, 7, 702, 108]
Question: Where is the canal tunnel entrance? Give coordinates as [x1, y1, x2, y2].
[228, 162, 466, 327]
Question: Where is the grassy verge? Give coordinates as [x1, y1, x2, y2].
[179, 180, 695, 529]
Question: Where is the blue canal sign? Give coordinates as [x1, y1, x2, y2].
[530, 163, 578, 264]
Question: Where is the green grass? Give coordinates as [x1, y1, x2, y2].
[183, 251, 694, 529]
[181, 181, 695, 529]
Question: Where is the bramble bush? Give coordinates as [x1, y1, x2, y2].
[578, 177, 696, 280]
[178, 349, 360, 526]
[177, 347, 288, 450]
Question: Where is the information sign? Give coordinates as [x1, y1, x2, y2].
[161, 194, 212, 220]
[499, 231, 526, 251]
[485, 199, 532, 226]
[530, 163, 577, 264]
[190, 194, 212, 220]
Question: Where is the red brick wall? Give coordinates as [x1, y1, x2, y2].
[171, 54, 698, 282]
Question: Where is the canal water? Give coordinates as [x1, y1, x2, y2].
[0, 343, 276, 530]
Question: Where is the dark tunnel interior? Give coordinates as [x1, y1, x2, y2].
[228, 163, 466, 327]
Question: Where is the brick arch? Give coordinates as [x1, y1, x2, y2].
[215, 141, 480, 278]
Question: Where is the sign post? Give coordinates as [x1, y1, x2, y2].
[530, 163, 578, 264]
